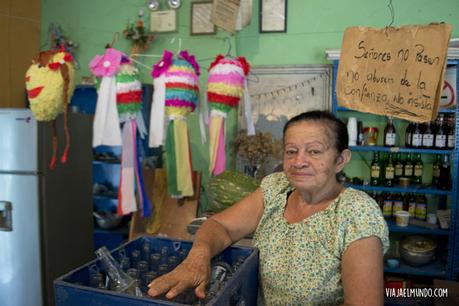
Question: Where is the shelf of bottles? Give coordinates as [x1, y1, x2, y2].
[331, 59, 459, 280]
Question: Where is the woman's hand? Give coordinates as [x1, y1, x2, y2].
[147, 247, 211, 300]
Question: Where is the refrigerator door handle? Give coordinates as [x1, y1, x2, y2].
[0, 201, 12, 231]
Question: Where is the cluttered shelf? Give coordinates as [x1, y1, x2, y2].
[344, 183, 452, 195]
[335, 105, 456, 114]
[349, 145, 452, 155]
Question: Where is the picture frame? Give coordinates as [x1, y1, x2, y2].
[259, 0, 287, 33]
[150, 10, 177, 32]
[191, 1, 216, 35]
[236, 64, 331, 175]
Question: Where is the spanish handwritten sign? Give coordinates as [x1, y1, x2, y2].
[336, 24, 452, 122]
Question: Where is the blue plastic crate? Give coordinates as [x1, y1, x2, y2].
[54, 236, 259, 306]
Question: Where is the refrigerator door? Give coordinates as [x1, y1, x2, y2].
[0, 109, 38, 173]
[0, 173, 43, 306]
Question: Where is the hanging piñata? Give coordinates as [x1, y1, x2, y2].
[25, 49, 76, 169]
[207, 55, 254, 176]
[90, 48, 151, 216]
[149, 50, 200, 198]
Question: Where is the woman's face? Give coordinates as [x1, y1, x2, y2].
[283, 121, 345, 192]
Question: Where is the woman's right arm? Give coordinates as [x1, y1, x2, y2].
[147, 188, 264, 300]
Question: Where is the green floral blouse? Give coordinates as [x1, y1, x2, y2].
[253, 172, 389, 306]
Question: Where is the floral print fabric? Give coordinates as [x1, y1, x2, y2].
[253, 172, 389, 306]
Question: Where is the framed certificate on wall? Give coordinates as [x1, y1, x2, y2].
[191, 1, 216, 35]
[259, 0, 287, 33]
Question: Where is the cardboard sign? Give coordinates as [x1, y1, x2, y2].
[336, 24, 452, 122]
[211, 0, 240, 32]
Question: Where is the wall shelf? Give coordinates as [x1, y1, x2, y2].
[386, 219, 449, 236]
[350, 145, 452, 155]
[332, 58, 459, 280]
[384, 259, 447, 278]
[345, 184, 452, 195]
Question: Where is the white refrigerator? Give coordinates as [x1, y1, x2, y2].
[0, 108, 94, 306]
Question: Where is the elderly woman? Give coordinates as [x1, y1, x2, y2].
[148, 110, 389, 305]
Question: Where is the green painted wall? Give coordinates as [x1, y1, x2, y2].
[41, 0, 459, 210]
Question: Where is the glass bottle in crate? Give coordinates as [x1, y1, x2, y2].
[95, 246, 141, 296]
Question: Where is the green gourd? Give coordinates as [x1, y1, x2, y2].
[207, 171, 260, 212]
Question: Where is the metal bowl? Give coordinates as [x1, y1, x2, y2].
[93, 212, 123, 230]
[400, 235, 437, 266]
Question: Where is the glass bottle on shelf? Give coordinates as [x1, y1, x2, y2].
[447, 114, 455, 149]
[422, 121, 434, 149]
[432, 154, 441, 186]
[382, 193, 393, 218]
[403, 153, 414, 182]
[357, 121, 365, 146]
[434, 114, 447, 149]
[405, 122, 413, 147]
[394, 152, 404, 184]
[370, 152, 382, 186]
[415, 194, 427, 221]
[411, 122, 423, 148]
[384, 117, 397, 147]
[438, 154, 451, 190]
[413, 153, 423, 185]
[392, 193, 404, 214]
[384, 153, 395, 187]
[407, 193, 417, 218]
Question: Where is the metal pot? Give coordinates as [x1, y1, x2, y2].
[93, 212, 122, 230]
[400, 235, 437, 266]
